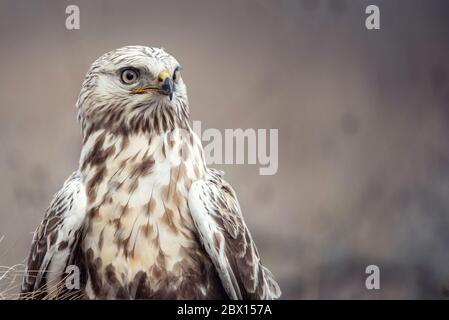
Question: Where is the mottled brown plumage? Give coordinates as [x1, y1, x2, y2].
[21, 46, 280, 300]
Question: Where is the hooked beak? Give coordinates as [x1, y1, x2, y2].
[131, 69, 174, 100]
[158, 70, 174, 100]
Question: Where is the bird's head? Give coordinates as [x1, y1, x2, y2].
[76, 46, 189, 138]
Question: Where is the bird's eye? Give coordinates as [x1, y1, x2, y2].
[173, 66, 181, 83]
[120, 68, 139, 84]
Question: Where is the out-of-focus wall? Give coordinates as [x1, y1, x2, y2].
[1, 0, 449, 299]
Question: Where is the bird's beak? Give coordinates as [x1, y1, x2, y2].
[131, 70, 174, 100]
[157, 70, 174, 100]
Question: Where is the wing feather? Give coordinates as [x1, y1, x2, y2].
[20, 171, 87, 299]
[188, 169, 281, 300]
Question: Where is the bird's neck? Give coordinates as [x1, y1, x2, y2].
[80, 102, 191, 144]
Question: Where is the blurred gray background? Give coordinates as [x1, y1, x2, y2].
[1, 0, 449, 299]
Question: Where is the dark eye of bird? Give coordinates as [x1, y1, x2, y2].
[121, 68, 139, 84]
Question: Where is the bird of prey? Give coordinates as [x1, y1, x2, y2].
[20, 46, 281, 300]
